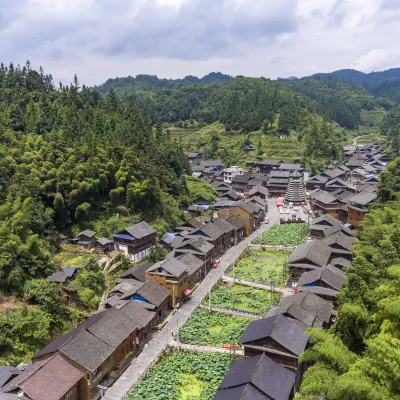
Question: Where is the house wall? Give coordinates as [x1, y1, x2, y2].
[145, 273, 189, 308]
[347, 206, 366, 227]
[114, 233, 156, 261]
[219, 206, 253, 236]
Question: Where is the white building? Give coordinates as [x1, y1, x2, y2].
[223, 166, 248, 184]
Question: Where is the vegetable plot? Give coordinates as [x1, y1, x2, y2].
[205, 284, 282, 313]
[252, 223, 309, 245]
[228, 249, 289, 286]
[179, 309, 250, 345]
[127, 351, 231, 400]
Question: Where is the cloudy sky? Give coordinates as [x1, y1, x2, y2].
[1, 0, 399, 86]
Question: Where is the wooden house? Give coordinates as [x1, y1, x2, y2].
[297, 264, 346, 293]
[192, 222, 226, 258]
[214, 354, 295, 400]
[95, 237, 114, 253]
[347, 191, 377, 227]
[145, 257, 190, 308]
[14, 354, 85, 400]
[239, 315, 308, 391]
[75, 230, 96, 250]
[113, 221, 157, 262]
[177, 253, 206, 288]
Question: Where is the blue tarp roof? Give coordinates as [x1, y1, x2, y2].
[194, 204, 210, 210]
[112, 233, 136, 241]
[161, 232, 176, 244]
[62, 268, 78, 277]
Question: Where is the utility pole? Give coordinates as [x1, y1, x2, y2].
[176, 312, 179, 351]
[209, 285, 212, 311]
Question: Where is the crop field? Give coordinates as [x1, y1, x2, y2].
[127, 351, 231, 400]
[205, 284, 282, 314]
[228, 249, 289, 286]
[55, 245, 98, 269]
[252, 223, 309, 246]
[179, 309, 250, 346]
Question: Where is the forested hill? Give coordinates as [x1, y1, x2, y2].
[305, 68, 400, 102]
[93, 72, 231, 95]
[96, 74, 390, 131]
[0, 61, 195, 298]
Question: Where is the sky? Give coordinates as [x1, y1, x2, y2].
[1, 0, 399, 86]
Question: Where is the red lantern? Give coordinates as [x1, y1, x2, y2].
[212, 262, 219, 269]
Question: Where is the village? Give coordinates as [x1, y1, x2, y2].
[0, 142, 390, 400]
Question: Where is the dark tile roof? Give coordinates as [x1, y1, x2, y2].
[119, 260, 151, 282]
[249, 185, 269, 197]
[226, 216, 245, 230]
[279, 291, 333, 323]
[18, 354, 84, 400]
[46, 270, 68, 283]
[321, 235, 353, 251]
[221, 190, 241, 201]
[195, 222, 225, 241]
[88, 307, 140, 348]
[177, 253, 204, 276]
[311, 214, 339, 226]
[216, 354, 295, 400]
[118, 300, 156, 328]
[313, 191, 338, 204]
[212, 219, 235, 234]
[136, 279, 171, 307]
[183, 236, 214, 254]
[2, 361, 48, 394]
[186, 218, 203, 229]
[232, 172, 253, 183]
[32, 310, 108, 360]
[76, 229, 96, 238]
[111, 281, 143, 295]
[237, 201, 256, 214]
[296, 286, 339, 297]
[269, 170, 292, 178]
[267, 302, 323, 328]
[60, 330, 114, 372]
[147, 257, 188, 279]
[297, 264, 347, 291]
[346, 158, 365, 167]
[124, 221, 156, 239]
[0, 367, 19, 389]
[348, 191, 377, 206]
[279, 163, 302, 170]
[288, 241, 332, 267]
[258, 158, 283, 166]
[188, 152, 201, 158]
[239, 315, 308, 356]
[96, 237, 113, 246]
[307, 175, 329, 184]
[330, 257, 352, 268]
[200, 159, 223, 167]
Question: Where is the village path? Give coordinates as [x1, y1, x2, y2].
[221, 276, 294, 297]
[169, 340, 245, 356]
[103, 198, 279, 400]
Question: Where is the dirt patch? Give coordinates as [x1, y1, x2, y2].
[0, 295, 26, 314]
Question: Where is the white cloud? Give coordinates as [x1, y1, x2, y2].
[0, 0, 399, 85]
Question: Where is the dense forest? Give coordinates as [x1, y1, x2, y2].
[95, 74, 389, 131]
[298, 157, 400, 400]
[0, 61, 208, 364]
[93, 72, 231, 95]
[305, 68, 400, 103]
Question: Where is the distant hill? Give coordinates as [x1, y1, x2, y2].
[305, 68, 400, 102]
[93, 72, 231, 95]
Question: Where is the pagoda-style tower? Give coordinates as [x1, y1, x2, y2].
[285, 170, 306, 203]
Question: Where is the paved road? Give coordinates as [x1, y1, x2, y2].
[104, 199, 279, 400]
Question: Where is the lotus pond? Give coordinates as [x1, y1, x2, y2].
[204, 284, 282, 314]
[127, 351, 231, 400]
[252, 223, 309, 246]
[228, 249, 289, 286]
[179, 308, 250, 345]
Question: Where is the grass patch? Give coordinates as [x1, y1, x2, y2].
[127, 350, 232, 400]
[252, 223, 309, 246]
[228, 249, 289, 286]
[55, 245, 99, 269]
[179, 309, 250, 345]
[205, 284, 281, 313]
